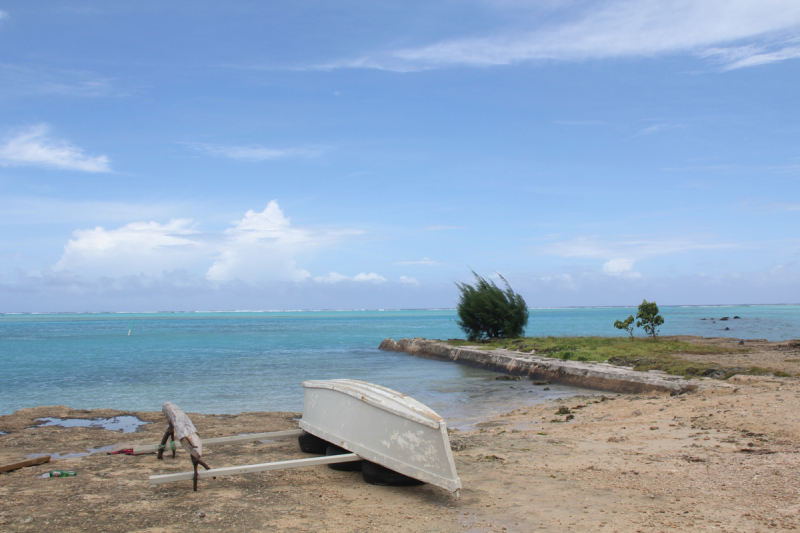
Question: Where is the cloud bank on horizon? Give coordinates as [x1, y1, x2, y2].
[0, 0, 798, 311]
[54, 201, 377, 284]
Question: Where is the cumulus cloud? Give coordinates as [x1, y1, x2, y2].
[321, 0, 800, 71]
[56, 219, 205, 276]
[206, 202, 318, 282]
[55, 201, 364, 283]
[399, 275, 419, 284]
[0, 124, 111, 172]
[353, 272, 387, 282]
[313, 271, 351, 284]
[602, 259, 642, 278]
[188, 142, 327, 161]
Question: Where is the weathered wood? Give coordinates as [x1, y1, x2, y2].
[0, 455, 50, 473]
[133, 429, 304, 455]
[149, 453, 361, 485]
[162, 402, 203, 458]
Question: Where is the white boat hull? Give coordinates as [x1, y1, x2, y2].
[300, 379, 462, 492]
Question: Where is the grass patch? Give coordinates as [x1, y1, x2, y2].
[445, 336, 742, 362]
[442, 336, 788, 379]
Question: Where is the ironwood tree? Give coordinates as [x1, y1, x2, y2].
[455, 272, 528, 341]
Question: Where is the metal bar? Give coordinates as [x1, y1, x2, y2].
[149, 453, 361, 485]
[134, 429, 305, 454]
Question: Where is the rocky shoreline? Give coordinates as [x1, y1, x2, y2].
[379, 337, 701, 395]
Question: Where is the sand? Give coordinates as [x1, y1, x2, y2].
[2, 345, 800, 532]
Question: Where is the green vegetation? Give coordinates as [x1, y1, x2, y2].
[613, 315, 635, 340]
[443, 335, 790, 378]
[636, 299, 664, 339]
[455, 271, 528, 341]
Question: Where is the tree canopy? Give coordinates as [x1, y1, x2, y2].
[636, 299, 665, 339]
[455, 272, 528, 341]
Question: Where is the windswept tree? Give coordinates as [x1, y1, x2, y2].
[636, 300, 665, 339]
[455, 272, 528, 341]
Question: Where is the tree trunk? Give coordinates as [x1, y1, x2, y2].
[162, 402, 203, 458]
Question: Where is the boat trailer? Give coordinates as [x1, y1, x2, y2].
[144, 380, 462, 494]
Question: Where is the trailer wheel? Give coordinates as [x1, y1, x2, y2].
[297, 432, 329, 454]
[361, 461, 425, 486]
[326, 444, 363, 472]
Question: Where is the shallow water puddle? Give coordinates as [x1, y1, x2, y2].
[34, 416, 149, 433]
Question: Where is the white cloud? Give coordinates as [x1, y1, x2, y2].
[602, 259, 642, 278]
[188, 142, 327, 161]
[55, 201, 364, 283]
[313, 271, 387, 283]
[637, 124, 668, 136]
[206, 201, 345, 282]
[0, 124, 111, 172]
[353, 272, 387, 283]
[0, 10, 7, 20]
[322, 0, 800, 71]
[702, 40, 800, 70]
[56, 219, 204, 276]
[400, 275, 419, 284]
[313, 271, 351, 283]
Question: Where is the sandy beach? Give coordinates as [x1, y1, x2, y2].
[2, 343, 800, 532]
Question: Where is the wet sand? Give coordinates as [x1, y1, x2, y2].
[2, 343, 800, 532]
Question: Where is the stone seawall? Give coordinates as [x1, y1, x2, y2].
[379, 338, 699, 395]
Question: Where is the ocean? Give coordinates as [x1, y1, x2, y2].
[1, 305, 798, 425]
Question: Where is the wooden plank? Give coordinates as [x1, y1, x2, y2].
[133, 429, 304, 454]
[149, 453, 361, 485]
[0, 455, 50, 473]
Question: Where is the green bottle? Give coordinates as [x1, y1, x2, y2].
[49, 470, 77, 477]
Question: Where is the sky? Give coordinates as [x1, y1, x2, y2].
[1, 0, 799, 312]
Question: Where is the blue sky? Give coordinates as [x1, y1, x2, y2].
[1, 0, 799, 312]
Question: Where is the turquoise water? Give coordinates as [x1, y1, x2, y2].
[1, 306, 797, 422]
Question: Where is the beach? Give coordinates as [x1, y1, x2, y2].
[2, 339, 799, 532]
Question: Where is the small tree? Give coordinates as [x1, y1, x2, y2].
[614, 315, 635, 340]
[455, 272, 528, 341]
[636, 299, 664, 339]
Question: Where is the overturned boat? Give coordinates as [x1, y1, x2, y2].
[148, 379, 461, 493]
[300, 379, 461, 492]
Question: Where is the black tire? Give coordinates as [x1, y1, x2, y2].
[298, 432, 329, 455]
[326, 444, 362, 472]
[361, 460, 425, 486]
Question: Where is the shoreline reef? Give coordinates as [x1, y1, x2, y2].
[381, 335, 800, 394]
